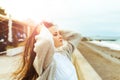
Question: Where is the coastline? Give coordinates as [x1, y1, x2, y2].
[78, 41, 120, 80]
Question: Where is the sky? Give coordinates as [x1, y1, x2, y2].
[0, 0, 120, 37]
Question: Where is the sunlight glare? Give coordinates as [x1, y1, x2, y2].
[0, 0, 66, 23]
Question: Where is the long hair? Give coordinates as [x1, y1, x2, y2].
[13, 21, 54, 80]
[13, 26, 39, 80]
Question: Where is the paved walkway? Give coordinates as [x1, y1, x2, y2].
[0, 54, 22, 79]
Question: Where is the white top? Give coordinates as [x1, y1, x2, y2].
[53, 52, 78, 80]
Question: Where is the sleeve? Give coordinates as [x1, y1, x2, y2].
[59, 29, 82, 47]
[65, 42, 75, 60]
[58, 30, 82, 60]
[33, 26, 55, 76]
[57, 41, 75, 60]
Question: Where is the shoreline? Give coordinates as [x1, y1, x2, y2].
[78, 41, 120, 80]
[87, 41, 120, 61]
[83, 41, 120, 64]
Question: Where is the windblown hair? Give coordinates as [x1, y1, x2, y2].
[13, 21, 54, 80]
[13, 26, 39, 80]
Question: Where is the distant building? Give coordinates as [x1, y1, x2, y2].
[0, 15, 33, 52]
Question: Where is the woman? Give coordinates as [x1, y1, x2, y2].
[13, 21, 80, 80]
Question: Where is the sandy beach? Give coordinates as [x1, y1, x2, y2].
[0, 41, 120, 80]
[78, 41, 120, 80]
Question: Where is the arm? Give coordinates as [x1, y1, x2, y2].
[60, 30, 82, 47]
[58, 30, 82, 60]
[33, 26, 54, 76]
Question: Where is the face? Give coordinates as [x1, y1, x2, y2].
[48, 26, 63, 48]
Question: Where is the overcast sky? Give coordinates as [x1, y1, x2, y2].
[1, 0, 120, 37]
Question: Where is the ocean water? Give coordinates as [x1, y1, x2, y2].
[90, 41, 120, 51]
[89, 37, 120, 51]
[90, 36, 120, 41]
[107, 41, 120, 45]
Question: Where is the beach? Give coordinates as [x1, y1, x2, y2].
[0, 41, 120, 80]
[78, 41, 120, 80]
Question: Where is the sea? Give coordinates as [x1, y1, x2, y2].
[88, 36, 120, 51]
